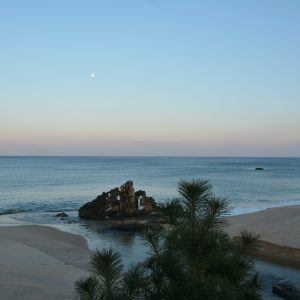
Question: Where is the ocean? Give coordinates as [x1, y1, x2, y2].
[1, 156, 300, 297]
[1, 156, 300, 217]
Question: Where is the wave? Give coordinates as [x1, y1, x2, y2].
[0, 208, 30, 215]
[0, 205, 78, 216]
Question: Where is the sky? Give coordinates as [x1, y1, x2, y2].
[0, 0, 299, 156]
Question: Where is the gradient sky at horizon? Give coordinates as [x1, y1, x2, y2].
[1, 0, 299, 156]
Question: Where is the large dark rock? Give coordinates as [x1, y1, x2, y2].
[272, 282, 300, 300]
[79, 181, 157, 220]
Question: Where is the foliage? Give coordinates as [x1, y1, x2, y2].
[75, 179, 262, 300]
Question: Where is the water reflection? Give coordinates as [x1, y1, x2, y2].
[52, 217, 149, 268]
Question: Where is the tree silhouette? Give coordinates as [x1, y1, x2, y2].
[75, 179, 262, 300]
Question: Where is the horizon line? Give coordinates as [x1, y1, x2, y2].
[1, 155, 299, 159]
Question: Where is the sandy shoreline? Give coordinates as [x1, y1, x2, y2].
[228, 205, 300, 269]
[0, 225, 92, 300]
[0, 205, 300, 299]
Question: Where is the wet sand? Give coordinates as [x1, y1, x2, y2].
[0, 225, 92, 300]
[228, 205, 300, 268]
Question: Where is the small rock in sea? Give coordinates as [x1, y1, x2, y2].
[55, 212, 69, 217]
[255, 167, 264, 171]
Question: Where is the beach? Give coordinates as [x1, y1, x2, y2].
[228, 205, 300, 268]
[0, 205, 299, 299]
[0, 225, 91, 300]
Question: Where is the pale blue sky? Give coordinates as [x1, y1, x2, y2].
[1, 0, 299, 156]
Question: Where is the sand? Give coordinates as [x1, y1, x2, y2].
[1, 205, 300, 299]
[228, 205, 300, 268]
[0, 225, 92, 300]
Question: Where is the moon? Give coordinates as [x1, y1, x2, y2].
[90, 73, 96, 78]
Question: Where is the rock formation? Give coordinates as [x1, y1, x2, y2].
[79, 181, 157, 220]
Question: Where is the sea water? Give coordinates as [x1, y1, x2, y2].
[1, 156, 300, 217]
[1, 156, 300, 297]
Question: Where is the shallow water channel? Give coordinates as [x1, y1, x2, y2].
[52, 217, 300, 300]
